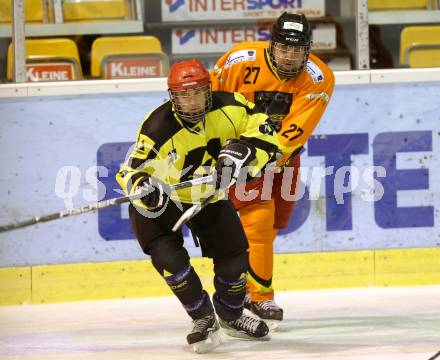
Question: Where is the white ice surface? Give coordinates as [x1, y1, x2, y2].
[1, 286, 439, 360]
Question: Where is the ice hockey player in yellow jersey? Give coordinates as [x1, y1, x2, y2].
[117, 59, 280, 353]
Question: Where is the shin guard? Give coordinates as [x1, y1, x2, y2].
[213, 273, 247, 321]
[163, 266, 212, 320]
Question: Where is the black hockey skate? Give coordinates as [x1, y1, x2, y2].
[219, 313, 270, 340]
[187, 314, 221, 353]
[244, 295, 283, 330]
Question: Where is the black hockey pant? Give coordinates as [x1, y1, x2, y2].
[128, 199, 248, 321]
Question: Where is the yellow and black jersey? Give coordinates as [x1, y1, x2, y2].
[210, 41, 335, 162]
[116, 91, 279, 206]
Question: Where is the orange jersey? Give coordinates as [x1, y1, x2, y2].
[210, 41, 335, 160]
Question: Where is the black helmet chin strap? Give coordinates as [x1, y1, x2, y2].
[180, 112, 205, 126]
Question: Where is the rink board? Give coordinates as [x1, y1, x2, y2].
[0, 71, 440, 305]
[1, 247, 440, 305]
[0, 81, 439, 267]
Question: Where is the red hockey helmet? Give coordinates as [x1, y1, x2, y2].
[168, 59, 210, 90]
[168, 60, 212, 124]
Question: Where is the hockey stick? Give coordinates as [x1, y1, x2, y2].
[0, 175, 214, 234]
[171, 148, 304, 232]
[428, 351, 440, 360]
[172, 189, 222, 232]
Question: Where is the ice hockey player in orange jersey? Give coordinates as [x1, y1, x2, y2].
[210, 12, 335, 329]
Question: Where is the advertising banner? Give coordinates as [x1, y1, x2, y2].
[0, 82, 439, 266]
[25, 63, 76, 82]
[171, 23, 336, 54]
[162, 0, 326, 21]
[104, 58, 164, 79]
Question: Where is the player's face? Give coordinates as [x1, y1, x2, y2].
[174, 86, 207, 114]
[171, 83, 212, 124]
[272, 42, 307, 74]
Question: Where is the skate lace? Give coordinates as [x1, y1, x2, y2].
[192, 315, 213, 333]
[234, 315, 261, 332]
[259, 300, 279, 311]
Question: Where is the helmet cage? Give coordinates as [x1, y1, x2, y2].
[269, 41, 310, 78]
[169, 83, 212, 125]
[269, 12, 311, 78]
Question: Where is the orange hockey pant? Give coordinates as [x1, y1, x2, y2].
[229, 156, 300, 301]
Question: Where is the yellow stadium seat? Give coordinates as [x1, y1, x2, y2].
[368, 0, 428, 10]
[7, 38, 83, 81]
[400, 26, 440, 67]
[90, 36, 169, 79]
[0, 0, 46, 23]
[63, 0, 128, 22]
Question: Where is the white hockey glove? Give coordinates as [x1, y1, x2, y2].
[215, 140, 256, 190]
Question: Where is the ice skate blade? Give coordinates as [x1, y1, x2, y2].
[243, 308, 281, 331]
[221, 328, 271, 341]
[192, 329, 222, 354]
[265, 319, 281, 331]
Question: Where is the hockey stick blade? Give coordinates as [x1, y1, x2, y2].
[0, 175, 213, 234]
[172, 192, 219, 232]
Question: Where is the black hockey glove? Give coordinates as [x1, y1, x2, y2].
[215, 140, 256, 189]
[135, 177, 167, 209]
